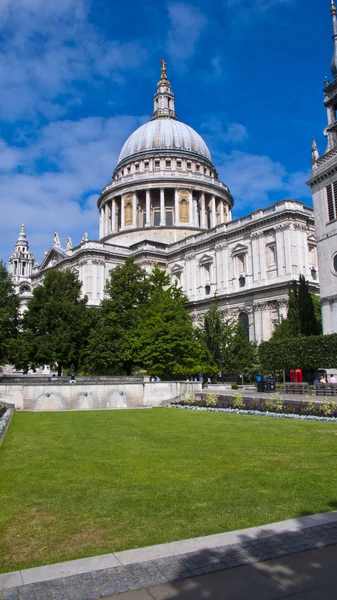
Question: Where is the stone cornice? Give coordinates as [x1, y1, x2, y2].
[167, 206, 315, 261]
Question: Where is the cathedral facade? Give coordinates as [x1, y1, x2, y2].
[9, 61, 319, 343]
[307, 0, 337, 335]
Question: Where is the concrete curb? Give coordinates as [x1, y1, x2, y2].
[1, 510, 337, 592]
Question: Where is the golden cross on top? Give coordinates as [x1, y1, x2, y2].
[160, 58, 168, 78]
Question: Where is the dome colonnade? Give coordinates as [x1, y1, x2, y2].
[97, 61, 233, 242]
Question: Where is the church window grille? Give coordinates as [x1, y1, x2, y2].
[144, 161, 149, 169]
[309, 244, 317, 267]
[126, 166, 131, 174]
[165, 159, 171, 168]
[154, 210, 160, 226]
[236, 254, 245, 275]
[135, 163, 139, 171]
[266, 244, 276, 267]
[166, 210, 173, 226]
[177, 160, 182, 168]
[187, 161, 192, 169]
[154, 160, 160, 168]
[326, 182, 337, 221]
[239, 312, 249, 340]
[196, 164, 200, 171]
[21, 262, 26, 276]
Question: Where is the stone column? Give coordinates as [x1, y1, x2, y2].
[211, 195, 216, 228]
[112, 198, 116, 232]
[121, 195, 125, 229]
[219, 199, 224, 223]
[189, 190, 193, 224]
[258, 234, 266, 282]
[99, 208, 103, 238]
[160, 188, 165, 226]
[103, 204, 107, 236]
[145, 190, 151, 226]
[174, 189, 179, 225]
[282, 226, 291, 274]
[200, 193, 206, 228]
[132, 192, 137, 228]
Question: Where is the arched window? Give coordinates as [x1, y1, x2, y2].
[239, 312, 249, 340]
[333, 253, 337, 274]
[20, 284, 31, 293]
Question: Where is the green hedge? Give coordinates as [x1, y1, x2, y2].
[259, 334, 337, 371]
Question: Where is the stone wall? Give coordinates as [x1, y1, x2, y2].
[0, 381, 201, 411]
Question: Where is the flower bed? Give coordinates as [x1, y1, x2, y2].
[172, 391, 337, 421]
[168, 404, 337, 422]
[0, 407, 14, 443]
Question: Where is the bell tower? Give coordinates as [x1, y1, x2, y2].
[307, 1, 337, 334]
[8, 225, 36, 310]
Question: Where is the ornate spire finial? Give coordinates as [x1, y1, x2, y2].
[21, 224, 25, 233]
[331, 0, 337, 77]
[311, 138, 319, 164]
[160, 58, 167, 79]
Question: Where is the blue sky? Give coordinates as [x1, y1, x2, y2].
[0, 0, 333, 263]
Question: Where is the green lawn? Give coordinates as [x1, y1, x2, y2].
[0, 408, 337, 573]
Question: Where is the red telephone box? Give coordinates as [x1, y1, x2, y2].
[295, 369, 303, 382]
[290, 369, 303, 382]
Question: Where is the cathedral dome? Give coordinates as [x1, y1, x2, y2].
[117, 118, 212, 165]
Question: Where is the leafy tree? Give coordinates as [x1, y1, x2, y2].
[86, 258, 150, 375]
[228, 321, 259, 380]
[271, 275, 321, 341]
[20, 269, 88, 375]
[198, 303, 234, 376]
[139, 267, 202, 379]
[0, 261, 20, 367]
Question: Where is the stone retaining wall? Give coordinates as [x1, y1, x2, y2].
[0, 382, 202, 411]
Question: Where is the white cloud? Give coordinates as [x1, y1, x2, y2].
[201, 117, 248, 145]
[216, 150, 310, 214]
[166, 3, 207, 67]
[225, 0, 291, 11]
[0, 0, 147, 121]
[0, 115, 147, 262]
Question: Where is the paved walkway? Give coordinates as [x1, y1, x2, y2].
[1, 511, 337, 599]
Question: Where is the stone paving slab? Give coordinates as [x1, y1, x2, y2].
[1, 512, 337, 599]
[20, 555, 121, 586]
[115, 539, 205, 566]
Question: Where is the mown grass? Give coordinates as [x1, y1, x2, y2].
[0, 408, 337, 573]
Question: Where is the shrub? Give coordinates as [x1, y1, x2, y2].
[321, 401, 336, 417]
[231, 384, 238, 390]
[181, 391, 195, 405]
[206, 392, 218, 407]
[232, 390, 244, 409]
[264, 393, 284, 413]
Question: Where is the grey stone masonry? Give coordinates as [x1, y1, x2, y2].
[1, 516, 337, 599]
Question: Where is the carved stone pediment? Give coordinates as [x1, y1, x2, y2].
[231, 243, 249, 256]
[171, 262, 184, 274]
[39, 247, 67, 271]
[198, 253, 213, 266]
